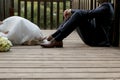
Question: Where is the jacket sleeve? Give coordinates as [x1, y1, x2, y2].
[86, 4, 109, 18]
[71, 9, 80, 14]
[71, 3, 109, 18]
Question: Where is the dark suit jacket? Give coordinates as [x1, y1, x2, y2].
[72, 2, 114, 46]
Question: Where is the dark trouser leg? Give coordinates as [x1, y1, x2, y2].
[52, 11, 93, 41]
[51, 18, 69, 38]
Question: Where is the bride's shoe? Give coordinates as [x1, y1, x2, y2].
[42, 35, 53, 41]
[47, 35, 53, 41]
[40, 39, 63, 48]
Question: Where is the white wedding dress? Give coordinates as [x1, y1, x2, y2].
[0, 16, 44, 45]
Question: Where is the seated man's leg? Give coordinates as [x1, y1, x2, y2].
[54, 11, 93, 41]
[40, 11, 94, 48]
[76, 18, 96, 45]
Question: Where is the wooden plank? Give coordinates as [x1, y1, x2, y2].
[0, 30, 119, 79]
[1, 52, 120, 58]
[0, 61, 120, 64]
[1, 78, 113, 80]
[0, 73, 120, 78]
[0, 68, 120, 73]
[0, 61, 120, 68]
[1, 57, 120, 61]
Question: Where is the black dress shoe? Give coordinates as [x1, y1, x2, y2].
[40, 39, 63, 48]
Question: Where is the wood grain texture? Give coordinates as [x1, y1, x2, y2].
[0, 30, 120, 80]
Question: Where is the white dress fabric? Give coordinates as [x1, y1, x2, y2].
[0, 16, 44, 45]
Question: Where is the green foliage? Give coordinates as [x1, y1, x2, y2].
[14, 0, 71, 29]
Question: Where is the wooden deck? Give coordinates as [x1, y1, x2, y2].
[0, 30, 120, 80]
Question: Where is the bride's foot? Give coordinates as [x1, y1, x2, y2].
[47, 35, 53, 41]
[22, 40, 39, 45]
[0, 21, 3, 25]
[40, 37, 47, 41]
[40, 39, 63, 48]
[42, 35, 53, 41]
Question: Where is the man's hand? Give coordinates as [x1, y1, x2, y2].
[63, 9, 72, 20]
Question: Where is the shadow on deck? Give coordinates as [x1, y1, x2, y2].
[0, 30, 120, 80]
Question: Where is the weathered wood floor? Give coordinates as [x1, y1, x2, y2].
[0, 30, 120, 80]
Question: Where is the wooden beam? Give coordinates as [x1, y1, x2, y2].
[112, 0, 120, 47]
